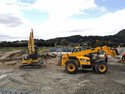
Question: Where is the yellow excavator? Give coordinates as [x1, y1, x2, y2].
[61, 45, 117, 74]
[19, 29, 42, 69]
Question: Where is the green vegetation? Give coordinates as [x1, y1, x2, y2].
[0, 40, 55, 47]
[0, 47, 49, 53]
[88, 40, 118, 48]
[38, 47, 49, 52]
[60, 39, 68, 46]
[0, 47, 27, 52]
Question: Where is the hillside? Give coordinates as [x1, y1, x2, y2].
[115, 29, 125, 37]
[46, 35, 83, 43]
[46, 29, 125, 44]
[0, 29, 125, 47]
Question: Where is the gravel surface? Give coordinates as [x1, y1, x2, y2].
[0, 57, 125, 94]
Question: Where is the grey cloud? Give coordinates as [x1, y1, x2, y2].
[69, 29, 84, 32]
[69, 28, 96, 32]
[0, 34, 27, 41]
[0, 13, 23, 27]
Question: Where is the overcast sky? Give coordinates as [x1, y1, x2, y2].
[0, 0, 125, 41]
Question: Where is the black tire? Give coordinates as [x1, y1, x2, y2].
[39, 65, 41, 68]
[93, 66, 95, 71]
[65, 62, 78, 74]
[95, 62, 108, 74]
[19, 65, 24, 69]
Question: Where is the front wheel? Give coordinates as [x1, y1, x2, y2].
[95, 62, 108, 74]
[65, 62, 78, 74]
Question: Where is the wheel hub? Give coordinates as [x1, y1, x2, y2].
[68, 64, 75, 72]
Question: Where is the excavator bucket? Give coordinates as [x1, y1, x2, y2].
[102, 45, 117, 57]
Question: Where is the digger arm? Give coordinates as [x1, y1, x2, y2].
[28, 29, 35, 55]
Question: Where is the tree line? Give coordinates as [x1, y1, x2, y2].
[0, 39, 125, 47]
[0, 41, 55, 47]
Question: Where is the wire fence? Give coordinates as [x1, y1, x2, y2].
[50, 47, 74, 52]
[0, 88, 34, 94]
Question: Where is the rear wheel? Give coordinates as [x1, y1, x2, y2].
[95, 62, 108, 74]
[93, 66, 95, 71]
[65, 62, 78, 74]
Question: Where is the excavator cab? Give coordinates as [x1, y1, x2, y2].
[27, 45, 38, 54]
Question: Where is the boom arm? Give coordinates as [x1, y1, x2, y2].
[66, 45, 117, 57]
[28, 29, 35, 55]
[68, 47, 102, 57]
[102, 45, 117, 57]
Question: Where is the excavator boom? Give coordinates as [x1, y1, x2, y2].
[28, 29, 35, 55]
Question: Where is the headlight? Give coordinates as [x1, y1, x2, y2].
[81, 59, 87, 61]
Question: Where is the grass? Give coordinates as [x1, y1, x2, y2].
[0, 47, 50, 53]
[38, 47, 49, 52]
[0, 58, 22, 62]
[0, 47, 27, 52]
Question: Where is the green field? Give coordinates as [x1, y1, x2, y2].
[0, 47, 49, 53]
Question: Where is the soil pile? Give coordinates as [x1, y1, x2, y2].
[0, 50, 26, 60]
[117, 60, 125, 64]
[0, 50, 59, 69]
[0, 50, 26, 69]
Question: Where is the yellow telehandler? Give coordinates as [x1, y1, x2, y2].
[19, 29, 42, 69]
[61, 45, 117, 74]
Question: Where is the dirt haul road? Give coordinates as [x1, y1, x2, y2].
[0, 57, 125, 94]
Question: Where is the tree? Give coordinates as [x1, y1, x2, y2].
[122, 43, 125, 47]
[69, 43, 75, 47]
[60, 39, 68, 46]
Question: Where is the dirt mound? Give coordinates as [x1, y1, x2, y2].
[0, 60, 22, 69]
[116, 60, 125, 64]
[0, 50, 27, 69]
[0, 50, 26, 60]
[46, 57, 60, 66]
[0, 50, 60, 69]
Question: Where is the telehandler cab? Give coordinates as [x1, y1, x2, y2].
[19, 29, 42, 69]
[72, 46, 87, 53]
[61, 45, 117, 74]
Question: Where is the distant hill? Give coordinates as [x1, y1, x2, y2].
[1, 29, 125, 47]
[46, 35, 83, 43]
[46, 29, 125, 44]
[115, 29, 125, 37]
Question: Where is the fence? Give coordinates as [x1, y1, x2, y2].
[0, 88, 34, 94]
[50, 47, 73, 52]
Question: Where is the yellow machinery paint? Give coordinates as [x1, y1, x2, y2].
[22, 58, 38, 64]
[19, 29, 41, 69]
[72, 46, 86, 53]
[61, 45, 117, 74]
